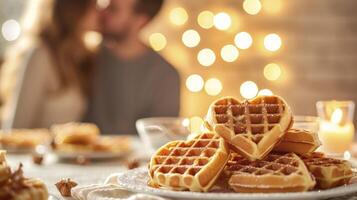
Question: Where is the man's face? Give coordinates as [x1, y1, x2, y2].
[101, 0, 137, 41]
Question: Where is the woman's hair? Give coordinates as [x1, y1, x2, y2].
[1, 0, 95, 101]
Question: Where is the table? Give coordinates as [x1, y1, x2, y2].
[5, 143, 357, 200]
[7, 153, 131, 198]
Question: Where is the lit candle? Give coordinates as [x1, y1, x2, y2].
[319, 108, 355, 153]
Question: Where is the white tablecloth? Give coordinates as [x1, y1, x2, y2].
[6, 137, 146, 199]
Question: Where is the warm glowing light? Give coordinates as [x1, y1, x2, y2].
[344, 151, 351, 160]
[169, 7, 188, 26]
[197, 48, 216, 67]
[331, 108, 343, 125]
[96, 0, 110, 9]
[83, 31, 102, 50]
[234, 32, 253, 49]
[186, 74, 204, 92]
[1, 19, 21, 41]
[205, 78, 223, 96]
[264, 63, 282, 81]
[258, 89, 273, 96]
[149, 33, 167, 51]
[189, 116, 204, 133]
[264, 33, 282, 51]
[262, 0, 282, 14]
[221, 45, 239, 62]
[197, 11, 214, 29]
[213, 12, 232, 31]
[243, 0, 262, 15]
[182, 29, 200, 48]
[240, 81, 258, 99]
[182, 118, 190, 127]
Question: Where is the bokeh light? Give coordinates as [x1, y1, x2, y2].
[205, 78, 223, 96]
[258, 89, 273, 96]
[264, 63, 282, 81]
[197, 48, 216, 67]
[186, 74, 204, 92]
[182, 29, 201, 48]
[243, 0, 262, 15]
[240, 81, 258, 99]
[189, 116, 204, 133]
[96, 0, 110, 9]
[149, 33, 167, 51]
[1, 19, 21, 41]
[213, 12, 232, 31]
[197, 11, 215, 29]
[169, 7, 188, 26]
[83, 31, 102, 50]
[262, 0, 282, 14]
[234, 32, 253, 49]
[264, 33, 282, 52]
[221, 44, 239, 62]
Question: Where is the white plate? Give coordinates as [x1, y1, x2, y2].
[117, 167, 357, 200]
[53, 150, 132, 160]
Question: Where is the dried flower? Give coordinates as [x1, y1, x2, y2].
[55, 178, 78, 197]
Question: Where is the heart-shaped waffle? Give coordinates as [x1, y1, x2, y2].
[225, 152, 316, 193]
[205, 95, 293, 161]
[301, 152, 353, 189]
[148, 132, 229, 192]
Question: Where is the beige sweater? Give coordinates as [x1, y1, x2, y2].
[1, 45, 87, 130]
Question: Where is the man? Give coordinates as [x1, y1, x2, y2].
[85, 0, 180, 134]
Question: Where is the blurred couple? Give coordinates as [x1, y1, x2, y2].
[0, 0, 180, 134]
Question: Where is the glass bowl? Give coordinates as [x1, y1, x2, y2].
[136, 117, 190, 155]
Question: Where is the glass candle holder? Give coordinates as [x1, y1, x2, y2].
[316, 101, 355, 154]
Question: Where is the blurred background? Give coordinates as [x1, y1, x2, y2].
[1, 0, 356, 124]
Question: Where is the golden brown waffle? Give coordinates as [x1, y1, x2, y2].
[51, 122, 99, 146]
[274, 129, 321, 155]
[0, 129, 51, 150]
[225, 152, 316, 193]
[301, 152, 353, 189]
[149, 132, 229, 192]
[206, 95, 292, 160]
[0, 151, 11, 184]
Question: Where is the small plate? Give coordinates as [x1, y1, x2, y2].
[117, 167, 357, 200]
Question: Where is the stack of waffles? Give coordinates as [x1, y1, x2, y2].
[148, 95, 355, 193]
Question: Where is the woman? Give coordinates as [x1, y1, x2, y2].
[0, 0, 98, 129]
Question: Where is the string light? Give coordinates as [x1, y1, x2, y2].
[197, 11, 215, 29]
[83, 31, 102, 50]
[221, 44, 239, 62]
[258, 89, 273, 96]
[197, 48, 216, 67]
[213, 12, 232, 31]
[1, 19, 21, 41]
[243, 0, 262, 15]
[205, 78, 223, 96]
[186, 74, 204, 92]
[182, 29, 200, 48]
[96, 0, 110, 9]
[264, 63, 282, 81]
[234, 32, 253, 49]
[240, 81, 258, 99]
[149, 33, 167, 51]
[169, 7, 188, 26]
[264, 33, 282, 52]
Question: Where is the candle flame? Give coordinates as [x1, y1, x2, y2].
[331, 108, 343, 125]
